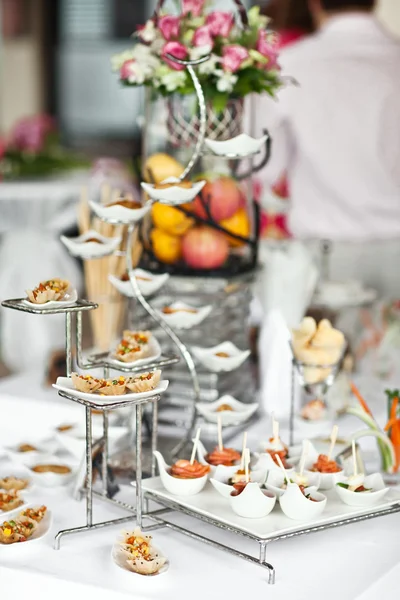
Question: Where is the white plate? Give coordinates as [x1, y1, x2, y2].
[108, 335, 161, 368]
[22, 455, 78, 488]
[89, 200, 151, 224]
[112, 542, 169, 577]
[109, 269, 169, 298]
[157, 301, 212, 330]
[204, 134, 268, 158]
[0, 505, 52, 549]
[141, 178, 205, 206]
[22, 287, 78, 310]
[196, 396, 258, 426]
[192, 341, 250, 373]
[60, 230, 122, 259]
[53, 377, 169, 404]
[142, 477, 400, 540]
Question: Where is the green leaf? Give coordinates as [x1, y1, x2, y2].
[211, 92, 229, 114]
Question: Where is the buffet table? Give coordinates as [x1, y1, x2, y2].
[0, 373, 399, 599]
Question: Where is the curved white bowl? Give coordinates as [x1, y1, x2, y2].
[204, 134, 268, 158]
[108, 335, 161, 369]
[89, 200, 151, 224]
[195, 440, 241, 478]
[60, 230, 122, 259]
[157, 302, 212, 330]
[22, 455, 77, 488]
[192, 341, 250, 373]
[265, 470, 321, 498]
[109, 269, 169, 298]
[5, 438, 58, 466]
[196, 396, 258, 426]
[0, 505, 52, 551]
[210, 465, 267, 498]
[253, 452, 294, 474]
[279, 483, 327, 520]
[303, 468, 344, 491]
[334, 473, 389, 507]
[22, 287, 78, 310]
[153, 451, 208, 497]
[229, 482, 276, 519]
[141, 179, 206, 206]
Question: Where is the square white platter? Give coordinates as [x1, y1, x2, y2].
[142, 477, 400, 541]
[53, 377, 169, 405]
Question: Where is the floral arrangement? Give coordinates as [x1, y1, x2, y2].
[111, 0, 281, 112]
[0, 114, 88, 181]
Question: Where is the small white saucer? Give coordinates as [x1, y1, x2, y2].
[89, 200, 151, 224]
[109, 269, 169, 298]
[192, 341, 250, 372]
[109, 335, 162, 368]
[204, 134, 268, 158]
[22, 287, 78, 310]
[196, 396, 258, 426]
[0, 505, 52, 550]
[141, 178, 205, 206]
[61, 230, 122, 259]
[157, 301, 212, 330]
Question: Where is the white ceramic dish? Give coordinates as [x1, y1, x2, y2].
[229, 482, 276, 519]
[112, 540, 169, 577]
[196, 396, 258, 426]
[142, 477, 400, 539]
[55, 426, 130, 460]
[108, 335, 161, 368]
[335, 473, 389, 507]
[157, 301, 212, 330]
[0, 464, 33, 493]
[210, 465, 267, 499]
[204, 134, 268, 158]
[192, 341, 250, 373]
[299, 441, 344, 490]
[53, 376, 169, 405]
[60, 230, 122, 259]
[5, 438, 58, 466]
[89, 200, 151, 224]
[196, 440, 241, 478]
[141, 178, 206, 206]
[109, 269, 169, 298]
[153, 451, 208, 496]
[23, 455, 77, 488]
[253, 452, 295, 473]
[0, 505, 52, 550]
[22, 286, 78, 310]
[264, 470, 321, 498]
[279, 483, 327, 520]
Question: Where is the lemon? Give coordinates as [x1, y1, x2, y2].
[151, 228, 182, 264]
[152, 203, 194, 236]
[220, 208, 251, 247]
[143, 153, 184, 184]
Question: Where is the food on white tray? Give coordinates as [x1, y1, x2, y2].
[17, 444, 37, 453]
[31, 465, 71, 475]
[300, 399, 327, 421]
[70, 370, 161, 395]
[215, 403, 234, 413]
[215, 351, 230, 358]
[57, 424, 75, 432]
[26, 278, 69, 304]
[0, 491, 24, 512]
[162, 306, 198, 315]
[310, 454, 342, 474]
[0, 506, 47, 544]
[108, 198, 142, 210]
[205, 447, 241, 467]
[125, 370, 161, 393]
[113, 330, 152, 363]
[0, 476, 29, 491]
[118, 527, 166, 575]
[170, 459, 210, 479]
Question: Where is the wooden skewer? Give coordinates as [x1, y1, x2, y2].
[272, 415, 279, 443]
[352, 439, 357, 477]
[245, 448, 251, 483]
[217, 415, 223, 452]
[190, 427, 201, 465]
[327, 425, 339, 461]
[240, 431, 248, 471]
[275, 453, 289, 485]
[299, 440, 309, 477]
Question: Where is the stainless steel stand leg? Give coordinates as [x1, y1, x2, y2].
[151, 400, 158, 478]
[259, 541, 275, 584]
[102, 410, 109, 497]
[289, 361, 295, 446]
[65, 313, 73, 377]
[86, 406, 93, 527]
[135, 403, 143, 529]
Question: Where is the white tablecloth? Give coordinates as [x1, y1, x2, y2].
[0, 373, 399, 600]
[0, 173, 87, 372]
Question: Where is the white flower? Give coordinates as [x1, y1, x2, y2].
[123, 61, 148, 85]
[190, 44, 213, 61]
[215, 69, 238, 93]
[160, 69, 187, 92]
[132, 44, 161, 71]
[151, 37, 166, 55]
[139, 20, 157, 43]
[111, 49, 135, 71]
[248, 6, 269, 29]
[198, 54, 220, 75]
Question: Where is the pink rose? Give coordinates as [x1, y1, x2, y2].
[257, 30, 279, 70]
[120, 59, 135, 80]
[206, 12, 234, 38]
[10, 114, 55, 153]
[162, 41, 188, 71]
[159, 15, 180, 41]
[181, 0, 205, 17]
[193, 25, 213, 48]
[222, 45, 249, 73]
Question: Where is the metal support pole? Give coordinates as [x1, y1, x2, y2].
[135, 403, 143, 528]
[85, 406, 93, 527]
[102, 410, 109, 496]
[65, 312, 73, 376]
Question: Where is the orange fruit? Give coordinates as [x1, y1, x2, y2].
[152, 203, 194, 236]
[143, 154, 184, 184]
[151, 228, 182, 264]
[220, 208, 251, 247]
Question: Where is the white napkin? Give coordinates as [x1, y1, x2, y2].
[258, 309, 300, 419]
[255, 240, 318, 329]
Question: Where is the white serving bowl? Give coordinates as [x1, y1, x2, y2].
[60, 230, 122, 259]
[253, 452, 294, 474]
[22, 286, 78, 310]
[334, 473, 389, 507]
[0, 505, 53, 551]
[23, 455, 77, 488]
[192, 341, 250, 373]
[229, 482, 276, 519]
[196, 396, 258, 426]
[204, 133, 268, 158]
[279, 483, 327, 520]
[141, 178, 206, 206]
[109, 269, 169, 298]
[210, 464, 267, 499]
[89, 200, 151, 224]
[264, 470, 321, 498]
[5, 438, 58, 466]
[157, 301, 212, 330]
[153, 451, 208, 497]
